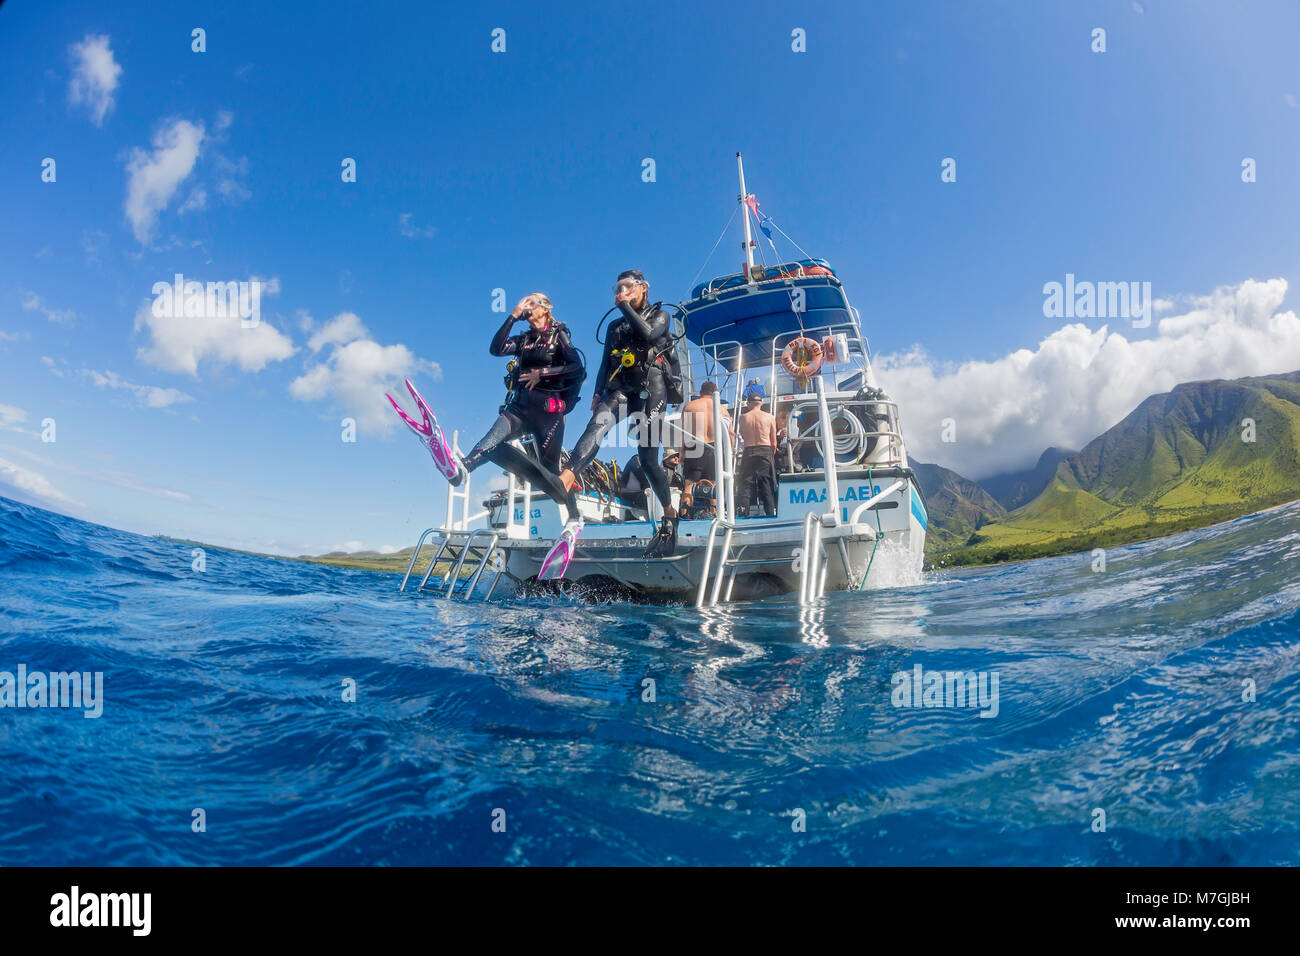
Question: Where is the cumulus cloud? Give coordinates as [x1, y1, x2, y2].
[23, 291, 76, 325]
[68, 34, 121, 126]
[306, 312, 367, 352]
[80, 369, 194, 408]
[134, 276, 295, 375]
[880, 277, 1300, 479]
[290, 319, 439, 433]
[124, 119, 205, 244]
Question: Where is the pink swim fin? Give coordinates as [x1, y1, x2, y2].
[386, 378, 462, 482]
[538, 521, 583, 581]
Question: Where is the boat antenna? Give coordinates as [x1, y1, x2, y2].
[737, 152, 757, 284]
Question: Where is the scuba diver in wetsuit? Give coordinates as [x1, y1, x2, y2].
[386, 293, 587, 580]
[559, 270, 684, 557]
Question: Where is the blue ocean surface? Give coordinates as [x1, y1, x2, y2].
[0, 494, 1297, 866]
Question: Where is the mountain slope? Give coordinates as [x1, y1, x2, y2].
[978, 446, 1075, 510]
[911, 459, 1006, 547]
[932, 371, 1300, 564]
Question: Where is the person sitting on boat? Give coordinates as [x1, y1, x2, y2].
[559, 270, 684, 557]
[736, 381, 778, 517]
[385, 293, 586, 580]
[618, 448, 681, 506]
[678, 381, 729, 518]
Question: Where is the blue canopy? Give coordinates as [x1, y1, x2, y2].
[681, 260, 856, 364]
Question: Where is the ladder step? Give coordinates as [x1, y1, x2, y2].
[720, 555, 793, 569]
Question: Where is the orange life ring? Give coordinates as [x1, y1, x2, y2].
[781, 336, 824, 379]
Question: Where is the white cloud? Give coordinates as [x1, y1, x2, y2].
[215, 154, 251, 203]
[134, 276, 296, 375]
[880, 277, 1300, 479]
[307, 312, 367, 352]
[23, 291, 76, 325]
[399, 213, 435, 239]
[0, 404, 28, 427]
[0, 456, 81, 509]
[178, 188, 208, 214]
[0, 443, 190, 505]
[290, 329, 440, 433]
[80, 369, 194, 408]
[0, 330, 29, 343]
[68, 34, 121, 126]
[124, 119, 205, 244]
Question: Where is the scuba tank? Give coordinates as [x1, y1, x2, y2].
[852, 386, 891, 463]
[551, 322, 586, 411]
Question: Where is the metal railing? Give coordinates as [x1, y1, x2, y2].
[782, 397, 906, 472]
[399, 527, 504, 600]
[696, 380, 843, 607]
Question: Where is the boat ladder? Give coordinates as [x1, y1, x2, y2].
[692, 378, 851, 608]
[398, 527, 504, 600]
[695, 511, 838, 608]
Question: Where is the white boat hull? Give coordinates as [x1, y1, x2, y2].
[491, 471, 926, 599]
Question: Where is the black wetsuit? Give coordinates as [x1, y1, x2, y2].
[459, 315, 584, 516]
[568, 300, 679, 514]
[618, 453, 681, 505]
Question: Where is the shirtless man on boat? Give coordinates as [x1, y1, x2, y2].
[677, 381, 730, 517]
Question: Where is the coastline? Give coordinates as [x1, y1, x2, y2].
[163, 493, 1298, 578]
[924, 494, 1300, 572]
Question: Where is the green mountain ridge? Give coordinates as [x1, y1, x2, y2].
[928, 370, 1300, 566]
[911, 460, 1007, 548]
[979, 446, 1076, 511]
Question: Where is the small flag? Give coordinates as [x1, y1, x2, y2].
[745, 195, 775, 240]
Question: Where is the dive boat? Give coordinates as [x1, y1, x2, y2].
[399, 155, 927, 606]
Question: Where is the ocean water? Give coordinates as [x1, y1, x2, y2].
[1, 494, 1297, 866]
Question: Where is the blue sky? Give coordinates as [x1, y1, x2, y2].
[3, 0, 1300, 553]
